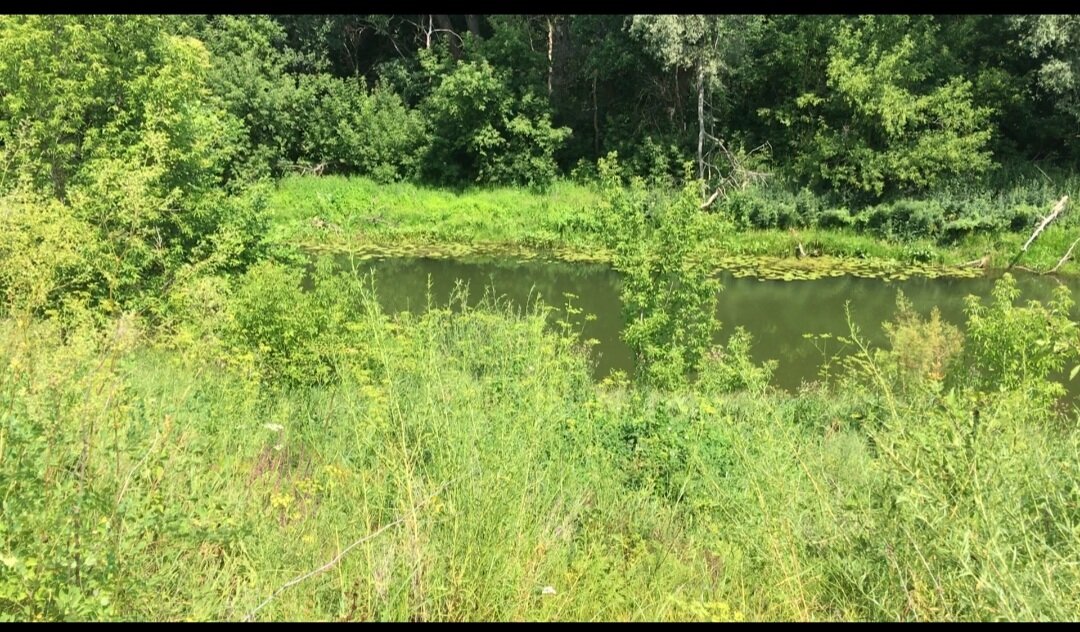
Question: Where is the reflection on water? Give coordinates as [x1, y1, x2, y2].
[328, 252, 1080, 393]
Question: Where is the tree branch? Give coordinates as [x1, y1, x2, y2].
[1049, 235, 1080, 273]
[1008, 195, 1070, 270]
[1022, 195, 1069, 252]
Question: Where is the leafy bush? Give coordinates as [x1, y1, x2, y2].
[291, 74, 425, 182]
[226, 259, 384, 386]
[962, 273, 1080, 407]
[200, 15, 299, 183]
[0, 16, 265, 313]
[420, 55, 570, 188]
[600, 159, 720, 388]
[787, 16, 994, 200]
[598, 390, 734, 506]
[699, 327, 777, 394]
[0, 193, 99, 314]
[859, 293, 964, 399]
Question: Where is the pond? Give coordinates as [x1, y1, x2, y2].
[327, 252, 1080, 393]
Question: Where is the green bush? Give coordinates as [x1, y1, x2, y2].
[420, 55, 570, 188]
[961, 273, 1080, 408]
[0, 16, 265, 313]
[0, 193, 99, 314]
[600, 160, 721, 388]
[600, 390, 735, 506]
[200, 15, 299, 183]
[292, 74, 425, 182]
[787, 17, 994, 200]
[699, 328, 777, 395]
[226, 259, 383, 386]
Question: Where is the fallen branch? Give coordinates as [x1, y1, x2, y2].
[243, 522, 402, 621]
[959, 254, 990, 269]
[787, 229, 808, 258]
[1008, 195, 1069, 270]
[700, 188, 721, 210]
[1022, 195, 1069, 252]
[1049, 235, 1080, 274]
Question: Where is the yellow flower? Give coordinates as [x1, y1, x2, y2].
[270, 491, 293, 511]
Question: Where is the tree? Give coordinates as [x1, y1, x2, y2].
[199, 15, 297, 181]
[1014, 16, 1080, 116]
[629, 15, 763, 198]
[600, 155, 720, 389]
[784, 16, 994, 199]
[0, 16, 264, 309]
[1013, 15, 1080, 156]
[419, 53, 570, 188]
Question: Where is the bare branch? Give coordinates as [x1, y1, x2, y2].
[1023, 195, 1069, 252]
[242, 478, 456, 622]
[1050, 235, 1080, 273]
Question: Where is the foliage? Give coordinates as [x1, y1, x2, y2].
[0, 16, 268, 314]
[6, 14, 1078, 225]
[5, 264, 1080, 620]
[698, 327, 777, 395]
[290, 74, 425, 182]
[962, 273, 1080, 408]
[0, 192, 98, 314]
[199, 15, 299, 183]
[786, 16, 994, 199]
[420, 54, 570, 188]
[1014, 16, 1080, 125]
[226, 258, 385, 386]
[7, 16, 1080, 622]
[600, 156, 722, 388]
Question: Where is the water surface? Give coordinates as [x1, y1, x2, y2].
[329, 253, 1080, 392]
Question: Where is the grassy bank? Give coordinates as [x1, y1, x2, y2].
[267, 175, 1080, 277]
[3, 264, 1079, 621]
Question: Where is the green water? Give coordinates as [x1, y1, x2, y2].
[330, 252, 1080, 392]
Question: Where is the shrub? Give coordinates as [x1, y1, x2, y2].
[292, 75, 426, 182]
[961, 273, 1080, 408]
[420, 56, 570, 188]
[0, 193, 99, 314]
[226, 259, 383, 386]
[601, 161, 720, 389]
[699, 327, 777, 394]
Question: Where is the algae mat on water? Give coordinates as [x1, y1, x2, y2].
[713, 255, 986, 281]
[301, 240, 988, 282]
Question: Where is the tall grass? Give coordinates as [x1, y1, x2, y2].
[2, 265, 1079, 620]
[267, 175, 1080, 275]
[267, 175, 605, 252]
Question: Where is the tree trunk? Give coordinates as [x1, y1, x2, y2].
[434, 14, 460, 59]
[547, 17, 555, 95]
[1007, 195, 1069, 270]
[1050, 235, 1080, 273]
[465, 14, 481, 38]
[697, 60, 705, 185]
[593, 73, 600, 156]
[1022, 195, 1069, 251]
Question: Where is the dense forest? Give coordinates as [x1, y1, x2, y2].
[7, 14, 1080, 304]
[4, 15, 1080, 622]
[7, 15, 1080, 191]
